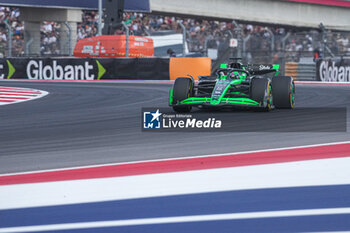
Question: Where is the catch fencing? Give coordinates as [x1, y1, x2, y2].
[0, 21, 76, 57]
[2, 16, 350, 81]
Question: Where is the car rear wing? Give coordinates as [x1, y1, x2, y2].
[245, 64, 280, 76]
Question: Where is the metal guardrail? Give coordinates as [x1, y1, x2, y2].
[285, 60, 316, 81]
[297, 63, 316, 81]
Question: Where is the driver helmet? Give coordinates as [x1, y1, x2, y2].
[230, 71, 240, 79]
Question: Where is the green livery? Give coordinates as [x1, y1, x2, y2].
[169, 58, 295, 112]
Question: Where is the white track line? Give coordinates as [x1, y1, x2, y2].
[0, 79, 173, 84]
[295, 81, 350, 85]
[0, 207, 349, 233]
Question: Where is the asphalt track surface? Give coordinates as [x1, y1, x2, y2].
[0, 81, 349, 174]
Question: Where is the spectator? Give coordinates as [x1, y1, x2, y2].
[0, 6, 349, 60]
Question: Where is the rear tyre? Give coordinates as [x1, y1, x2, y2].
[172, 77, 193, 113]
[271, 76, 294, 109]
[250, 77, 272, 111]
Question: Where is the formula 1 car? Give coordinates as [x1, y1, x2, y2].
[169, 59, 295, 112]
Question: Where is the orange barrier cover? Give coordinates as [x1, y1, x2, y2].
[169, 57, 212, 80]
[74, 35, 154, 58]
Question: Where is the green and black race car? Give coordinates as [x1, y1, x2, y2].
[169, 59, 295, 112]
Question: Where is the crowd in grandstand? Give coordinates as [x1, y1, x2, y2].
[0, 7, 23, 57]
[119, 12, 350, 61]
[0, 6, 349, 60]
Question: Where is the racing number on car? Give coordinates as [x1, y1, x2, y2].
[213, 81, 230, 97]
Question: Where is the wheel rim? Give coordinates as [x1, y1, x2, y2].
[268, 84, 272, 110]
[290, 81, 294, 108]
[265, 82, 272, 111]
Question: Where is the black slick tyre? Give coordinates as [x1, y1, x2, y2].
[271, 76, 295, 109]
[172, 77, 193, 113]
[250, 77, 272, 111]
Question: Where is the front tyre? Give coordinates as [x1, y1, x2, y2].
[172, 77, 194, 113]
[271, 76, 295, 109]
